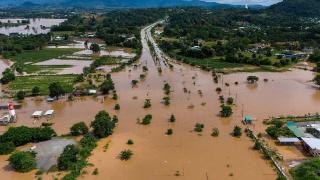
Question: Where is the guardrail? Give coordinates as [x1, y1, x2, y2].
[246, 128, 291, 180]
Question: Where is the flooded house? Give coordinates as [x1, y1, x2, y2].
[301, 138, 320, 157]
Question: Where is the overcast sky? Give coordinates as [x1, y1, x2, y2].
[206, 0, 283, 6]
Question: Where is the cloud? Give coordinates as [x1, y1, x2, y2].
[205, 0, 283, 6]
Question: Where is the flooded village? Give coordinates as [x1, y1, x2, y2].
[0, 3, 320, 180]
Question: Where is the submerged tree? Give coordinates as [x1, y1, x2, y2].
[166, 128, 173, 135]
[1, 68, 15, 84]
[100, 78, 115, 94]
[163, 96, 170, 106]
[226, 97, 234, 105]
[142, 66, 148, 72]
[49, 82, 65, 99]
[31, 86, 40, 96]
[9, 151, 36, 172]
[57, 144, 79, 170]
[119, 149, 133, 160]
[220, 105, 233, 117]
[16, 91, 25, 100]
[131, 79, 139, 87]
[169, 114, 176, 122]
[90, 43, 101, 53]
[313, 74, 320, 87]
[211, 128, 219, 137]
[163, 83, 171, 95]
[114, 104, 120, 110]
[141, 114, 153, 125]
[143, 99, 151, 108]
[70, 122, 89, 136]
[247, 76, 259, 83]
[194, 123, 204, 132]
[233, 126, 242, 137]
[91, 111, 115, 138]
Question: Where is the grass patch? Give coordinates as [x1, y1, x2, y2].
[51, 31, 75, 36]
[171, 53, 244, 69]
[9, 48, 81, 64]
[9, 75, 77, 95]
[23, 65, 73, 74]
[95, 56, 123, 65]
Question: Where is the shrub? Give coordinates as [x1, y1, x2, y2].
[9, 151, 36, 172]
[58, 144, 79, 170]
[119, 149, 133, 160]
[0, 142, 15, 155]
[70, 122, 89, 136]
[91, 111, 115, 138]
[131, 80, 139, 86]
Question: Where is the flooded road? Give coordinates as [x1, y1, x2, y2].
[1, 22, 320, 180]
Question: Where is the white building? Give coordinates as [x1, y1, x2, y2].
[301, 138, 320, 157]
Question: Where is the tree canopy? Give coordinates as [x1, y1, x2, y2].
[91, 110, 115, 138]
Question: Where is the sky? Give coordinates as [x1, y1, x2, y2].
[206, 0, 283, 6]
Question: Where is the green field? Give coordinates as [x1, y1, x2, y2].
[9, 75, 77, 95]
[23, 65, 73, 74]
[172, 53, 244, 69]
[51, 31, 75, 36]
[9, 48, 81, 64]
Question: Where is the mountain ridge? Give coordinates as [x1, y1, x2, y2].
[0, 0, 263, 9]
[267, 0, 320, 16]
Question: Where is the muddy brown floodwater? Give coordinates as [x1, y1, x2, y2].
[1, 23, 320, 180]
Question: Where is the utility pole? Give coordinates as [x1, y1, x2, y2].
[241, 104, 244, 118]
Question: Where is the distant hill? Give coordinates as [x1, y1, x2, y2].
[267, 0, 320, 16]
[0, 0, 264, 9]
[62, 0, 232, 8]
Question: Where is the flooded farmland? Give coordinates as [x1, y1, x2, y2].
[34, 59, 92, 75]
[0, 24, 319, 180]
[0, 18, 66, 35]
